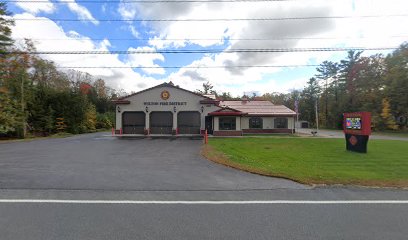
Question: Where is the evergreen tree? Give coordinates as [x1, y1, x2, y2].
[316, 61, 340, 128]
[339, 50, 364, 111]
[0, 2, 14, 54]
[0, 90, 21, 134]
[299, 78, 321, 126]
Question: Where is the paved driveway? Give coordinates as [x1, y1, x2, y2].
[0, 132, 306, 191]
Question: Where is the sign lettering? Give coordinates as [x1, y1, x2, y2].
[144, 102, 187, 106]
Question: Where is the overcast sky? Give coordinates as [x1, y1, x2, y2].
[8, 0, 408, 96]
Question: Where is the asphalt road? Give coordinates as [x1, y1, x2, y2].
[1, 200, 407, 240]
[0, 132, 408, 239]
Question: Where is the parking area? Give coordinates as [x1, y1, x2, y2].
[0, 132, 306, 191]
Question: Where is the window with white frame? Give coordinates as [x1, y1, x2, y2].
[249, 117, 263, 129]
[219, 117, 236, 130]
[274, 118, 288, 128]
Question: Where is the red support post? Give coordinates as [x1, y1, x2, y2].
[205, 129, 208, 144]
[120, 128, 123, 135]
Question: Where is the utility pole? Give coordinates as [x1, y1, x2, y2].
[315, 98, 319, 131]
[21, 71, 26, 138]
[295, 100, 299, 132]
[325, 78, 328, 125]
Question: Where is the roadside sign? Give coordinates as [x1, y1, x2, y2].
[343, 112, 371, 153]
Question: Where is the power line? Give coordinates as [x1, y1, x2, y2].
[4, 47, 399, 55]
[12, 35, 408, 41]
[46, 64, 321, 69]
[11, 14, 408, 22]
[0, 0, 299, 2]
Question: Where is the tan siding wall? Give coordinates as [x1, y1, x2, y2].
[214, 117, 219, 131]
[241, 117, 249, 129]
[241, 116, 295, 129]
[263, 117, 275, 129]
[288, 117, 294, 129]
[235, 116, 241, 130]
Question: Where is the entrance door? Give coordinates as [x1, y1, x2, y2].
[122, 112, 145, 134]
[150, 112, 173, 134]
[205, 116, 213, 134]
[178, 111, 201, 134]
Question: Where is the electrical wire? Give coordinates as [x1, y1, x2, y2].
[5, 0, 298, 2]
[4, 47, 399, 55]
[12, 35, 408, 41]
[2, 0, 302, 3]
[11, 14, 408, 22]
[45, 64, 321, 69]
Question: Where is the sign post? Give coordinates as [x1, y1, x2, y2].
[343, 112, 371, 153]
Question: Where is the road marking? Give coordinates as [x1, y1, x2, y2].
[0, 200, 407, 204]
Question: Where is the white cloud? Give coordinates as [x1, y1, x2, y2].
[126, 46, 165, 75]
[122, 0, 408, 93]
[10, 0, 408, 95]
[15, 0, 55, 14]
[129, 25, 140, 38]
[117, 2, 141, 40]
[11, 13, 160, 91]
[118, 1, 137, 19]
[59, 0, 99, 25]
[101, 4, 107, 13]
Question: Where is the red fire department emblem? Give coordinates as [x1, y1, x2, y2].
[161, 90, 170, 100]
[349, 136, 358, 146]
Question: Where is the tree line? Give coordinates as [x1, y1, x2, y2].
[1, 3, 120, 138]
[262, 46, 408, 130]
[197, 45, 408, 131]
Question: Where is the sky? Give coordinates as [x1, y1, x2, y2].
[7, 0, 408, 96]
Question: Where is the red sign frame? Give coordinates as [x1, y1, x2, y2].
[343, 112, 371, 136]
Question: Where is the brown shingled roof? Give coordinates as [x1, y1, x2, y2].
[219, 100, 296, 116]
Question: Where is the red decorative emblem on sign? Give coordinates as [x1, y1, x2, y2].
[161, 90, 170, 100]
[349, 136, 358, 146]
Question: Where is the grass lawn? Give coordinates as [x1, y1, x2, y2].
[319, 128, 408, 138]
[203, 137, 408, 187]
[243, 134, 299, 137]
[372, 131, 408, 138]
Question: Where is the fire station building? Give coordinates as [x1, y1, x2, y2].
[113, 82, 296, 136]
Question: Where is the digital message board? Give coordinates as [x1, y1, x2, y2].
[345, 117, 362, 130]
